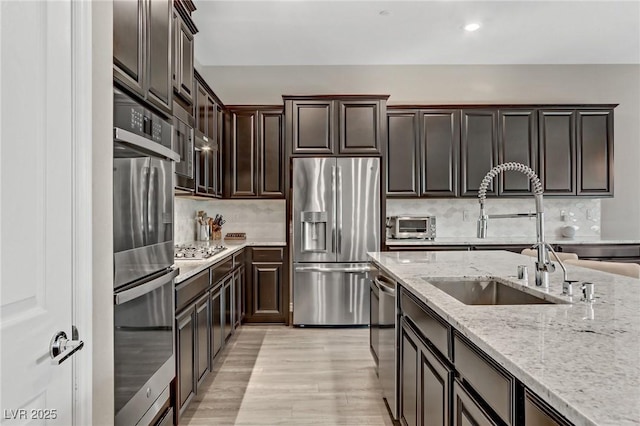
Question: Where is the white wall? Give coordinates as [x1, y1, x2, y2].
[198, 64, 640, 239]
[92, 1, 114, 423]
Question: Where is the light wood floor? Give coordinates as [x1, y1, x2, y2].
[181, 326, 395, 426]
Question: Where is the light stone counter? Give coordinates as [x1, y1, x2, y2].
[175, 239, 286, 283]
[368, 250, 640, 426]
[385, 237, 640, 246]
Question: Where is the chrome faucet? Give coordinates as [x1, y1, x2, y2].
[477, 162, 557, 287]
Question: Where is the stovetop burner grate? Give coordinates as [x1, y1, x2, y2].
[174, 244, 227, 259]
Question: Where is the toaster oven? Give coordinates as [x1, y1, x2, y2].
[387, 216, 436, 240]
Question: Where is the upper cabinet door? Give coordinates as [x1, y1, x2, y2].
[338, 100, 383, 154]
[498, 109, 538, 195]
[195, 82, 208, 136]
[258, 110, 285, 198]
[386, 111, 420, 197]
[230, 110, 258, 197]
[146, 0, 172, 114]
[576, 109, 613, 196]
[291, 100, 334, 154]
[539, 110, 576, 195]
[420, 110, 460, 197]
[113, 0, 145, 97]
[178, 19, 193, 103]
[461, 110, 498, 197]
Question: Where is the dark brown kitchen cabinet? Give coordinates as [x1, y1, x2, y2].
[461, 109, 498, 197]
[227, 107, 285, 198]
[172, 8, 195, 105]
[194, 293, 210, 387]
[576, 109, 613, 195]
[400, 316, 453, 426]
[223, 275, 234, 340]
[229, 110, 257, 197]
[193, 72, 225, 198]
[285, 95, 388, 156]
[386, 111, 420, 196]
[401, 323, 419, 426]
[524, 389, 572, 426]
[498, 109, 538, 195]
[338, 100, 384, 154]
[288, 100, 334, 154]
[453, 380, 498, 426]
[386, 108, 459, 197]
[244, 247, 288, 324]
[195, 143, 219, 196]
[114, 0, 172, 115]
[175, 306, 195, 415]
[539, 110, 576, 195]
[210, 284, 223, 360]
[420, 110, 460, 197]
[235, 265, 245, 327]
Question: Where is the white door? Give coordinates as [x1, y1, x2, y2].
[1, 1, 82, 424]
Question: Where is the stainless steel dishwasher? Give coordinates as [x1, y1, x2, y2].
[372, 267, 399, 421]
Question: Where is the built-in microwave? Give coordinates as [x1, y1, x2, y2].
[387, 216, 436, 240]
[173, 101, 195, 192]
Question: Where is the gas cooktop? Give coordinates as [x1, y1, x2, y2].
[174, 244, 227, 260]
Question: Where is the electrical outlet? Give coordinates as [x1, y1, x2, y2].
[463, 210, 469, 222]
[560, 210, 567, 222]
[586, 209, 593, 220]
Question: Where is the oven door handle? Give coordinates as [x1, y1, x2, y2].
[115, 269, 179, 305]
[114, 127, 180, 162]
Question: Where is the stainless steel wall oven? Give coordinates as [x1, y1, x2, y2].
[113, 88, 179, 425]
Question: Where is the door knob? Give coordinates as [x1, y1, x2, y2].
[49, 330, 84, 365]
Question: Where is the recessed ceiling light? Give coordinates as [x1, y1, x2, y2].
[464, 23, 481, 32]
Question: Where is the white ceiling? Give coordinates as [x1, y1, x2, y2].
[192, 0, 640, 66]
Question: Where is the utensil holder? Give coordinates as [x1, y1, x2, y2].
[198, 224, 210, 241]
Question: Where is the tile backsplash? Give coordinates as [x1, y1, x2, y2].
[175, 198, 286, 244]
[387, 198, 601, 239]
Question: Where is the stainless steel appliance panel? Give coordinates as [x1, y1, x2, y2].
[114, 268, 177, 426]
[293, 263, 371, 325]
[337, 158, 380, 262]
[293, 158, 336, 263]
[113, 145, 174, 288]
[377, 274, 398, 420]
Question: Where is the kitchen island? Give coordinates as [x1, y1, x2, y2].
[368, 250, 640, 426]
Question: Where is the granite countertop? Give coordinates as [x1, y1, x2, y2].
[385, 236, 640, 246]
[368, 250, 640, 426]
[174, 239, 286, 283]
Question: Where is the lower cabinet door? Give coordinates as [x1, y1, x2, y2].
[234, 266, 245, 327]
[247, 262, 285, 322]
[210, 285, 223, 360]
[401, 318, 453, 426]
[524, 389, 572, 426]
[401, 321, 419, 426]
[176, 306, 195, 414]
[195, 293, 210, 387]
[453, 380, 499, 426]
[223, 275, 233, 340]
[421, 342, 452, 426]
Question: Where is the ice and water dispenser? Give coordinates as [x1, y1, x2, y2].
[301, 211, 328, 252]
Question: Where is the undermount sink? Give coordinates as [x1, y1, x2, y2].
[424, 278, 561, 305]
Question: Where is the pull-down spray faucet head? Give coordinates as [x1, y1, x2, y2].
[477, 202, 488, 238]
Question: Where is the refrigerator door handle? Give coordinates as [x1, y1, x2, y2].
[332, 166, 337, 254]
[294, 266, 375, 273]
[337, 166, 342, 254]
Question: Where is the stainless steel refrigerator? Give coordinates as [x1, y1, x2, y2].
[293, 157, 380, 325]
